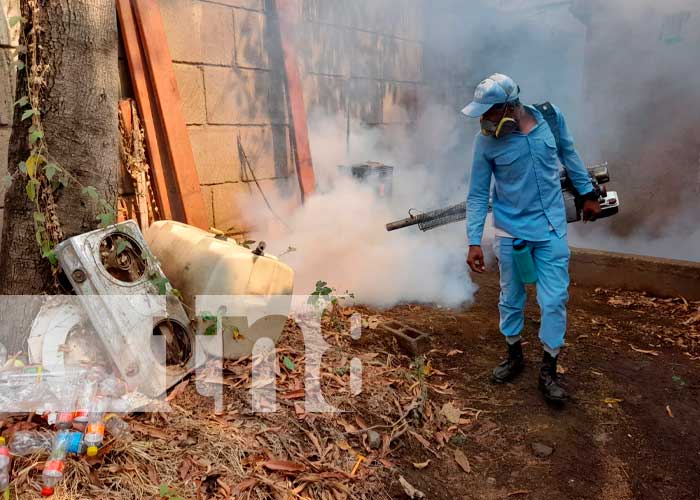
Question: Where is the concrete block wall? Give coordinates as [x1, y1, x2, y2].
[0, 0, 426, 239]
[157, 0, 425, 234]
[0, 0, 20, 248]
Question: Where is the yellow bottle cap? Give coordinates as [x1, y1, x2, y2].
[0, 437, 5, 445]
[87, 445, 99, 457]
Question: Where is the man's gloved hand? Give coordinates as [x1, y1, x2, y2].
[582, 199, 602, 221]
[467, 245, 486, 273]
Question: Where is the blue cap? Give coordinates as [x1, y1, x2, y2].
[461, 73, 521, 118]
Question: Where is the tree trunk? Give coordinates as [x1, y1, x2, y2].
[0, 0, 119, 354]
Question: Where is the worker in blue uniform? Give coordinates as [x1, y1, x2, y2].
[463, 74, 601, 403]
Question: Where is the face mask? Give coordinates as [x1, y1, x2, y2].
[481, 105, 518, 139]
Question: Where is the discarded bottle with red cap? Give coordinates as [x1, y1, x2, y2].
[0, 436, 11, 493]
[84, 399, 106, 457]
[54, 411, 74, 431]
[41, 432, 69, 497]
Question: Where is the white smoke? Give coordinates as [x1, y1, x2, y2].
[245, 111, 477, 308]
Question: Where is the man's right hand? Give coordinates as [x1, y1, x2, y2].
[467, 245, 486, 273]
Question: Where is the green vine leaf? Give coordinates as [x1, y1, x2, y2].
[29, 130, 44, 144]
[33, 212, 45, 224]
[26, 179, 39, 201]
[150, 276, 170, 295]
[44, 163, 60, 182]
[81, 185, 99, 200]
[115, 238, 131, 255]
[283, 356, 296, 371]
[98, 199, 114, 213]
[96, 212, 116, 228]
[58, 172, 70, 187]
[14, 96, 29, 108]
[42, 249, 58, 267]
[200, 311, 217, 322]
[18, 161, 27, 174]
[16, 60, 25, 71]
[21, 108, 38, 121]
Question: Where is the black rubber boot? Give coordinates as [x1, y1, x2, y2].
[491, 340, 525, 384]
[539, 351, 569, 403]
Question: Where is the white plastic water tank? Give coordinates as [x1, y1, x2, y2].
[145, 221, 295, 359]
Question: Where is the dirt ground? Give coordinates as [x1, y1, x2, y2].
[382, 273, 700, 500]
[5, 272, 699, 500]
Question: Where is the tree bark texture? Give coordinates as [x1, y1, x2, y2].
[0, 0, 119, 352]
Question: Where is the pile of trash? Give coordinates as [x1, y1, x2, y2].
[0, 360, 136, 497]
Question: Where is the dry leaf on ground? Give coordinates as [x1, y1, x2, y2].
[454, 449, 471, 474]
[262, 460, 306, 473]
[399, 476, 426, 499]
[441, 402, 462, 424]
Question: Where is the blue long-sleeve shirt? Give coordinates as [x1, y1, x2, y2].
[467, 104, 594, 245]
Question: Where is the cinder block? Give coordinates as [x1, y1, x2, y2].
[348, 79, 382, 124]
[399, 0, 424, 41]
[210, 181, 253, 232]
[235, 9, 270, 69]
[349, 0, 384, 33]
[204, 66, 286, 125]
[302, 74, 346, 120]
[159, 0, 234, 65]
[237, 125, 293, 180]
[173, 64, 206, 125]
[159, 0, 199, 62]
[188, 126, 240, 184]
[381, 37, 423, 82]
[198, 185, 216, 227]
[351, 31, 380, 79]
[382, 82, 418, 124]
[190, 124, 291, 184]
[303, 0, 361, 28]
[379, 320, 431, 356]
[203, 0, 262, 9]
[298, 23, 350, 77]
[374, 0, 423, 40]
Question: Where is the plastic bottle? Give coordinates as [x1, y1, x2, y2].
[512, 239, 538, 284]
[63, 431, 85, 455]
[54, 412, 74, 431]
[0, 436, 10, 492]
[41, 432, 69, 497]
[99, 375, 127, 399]
[73, 378, 98, 428]
[104, 414, 132, 440]
[9, 431, 53, 456]
[84, 400, 106, 457]
[13, 430, 84, 457]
